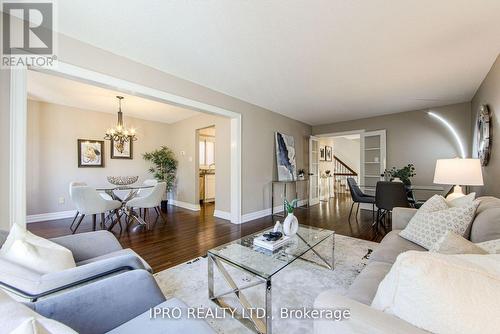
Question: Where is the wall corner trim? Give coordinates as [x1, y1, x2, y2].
[169, 200, 201, 211]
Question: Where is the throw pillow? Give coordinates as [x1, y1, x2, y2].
[0, 224, 76, 274]
[447, 192, 476, 207]
[372, 251, 500, 334]
[399, 195, 479, 249]
[429, 230, 487, 254]
[477, 238, 500, 254]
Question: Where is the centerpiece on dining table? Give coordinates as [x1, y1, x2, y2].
[106, 176, 139, 186]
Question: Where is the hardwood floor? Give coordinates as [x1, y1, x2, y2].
[28, 193, 385, 273]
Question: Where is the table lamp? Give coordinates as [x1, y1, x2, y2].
[433, 158, 483, 200]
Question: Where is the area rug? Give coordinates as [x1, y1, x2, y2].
[154, 234, 377, 334]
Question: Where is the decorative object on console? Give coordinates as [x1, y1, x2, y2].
[476, 104, 491, 166]
[143, 146, 178, 210]
[433, 158, 483, 200]
[325, 146, 333, 161]
[383, 164, 416, 186]
[104, 96, 137, 151]
[77, 139, 104, 168]
[106, 175, 139, 186]
[297, 168, 306, 180]
[283, 199, 299, 236]
[275, 132, 297, 181]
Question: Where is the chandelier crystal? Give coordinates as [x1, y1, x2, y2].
[104, 96, 137, 150]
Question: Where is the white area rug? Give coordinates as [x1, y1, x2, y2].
[154, 234, 377, 334]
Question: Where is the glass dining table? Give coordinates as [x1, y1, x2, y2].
[95, 184, 154, 229]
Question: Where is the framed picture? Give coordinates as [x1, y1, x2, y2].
[78, 139, 104, 167]
[111, 138, 133, 159]
[325, 146, 333, 161]
[275, 132, 297, 181]
[320, 147, 326, 161]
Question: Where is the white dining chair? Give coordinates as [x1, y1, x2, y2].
[69, 182, 113, 231]
[70, 186, 123, 234]
[126, 182, 167, 224]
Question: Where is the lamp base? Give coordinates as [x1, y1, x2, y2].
[445, 185, 465, 200]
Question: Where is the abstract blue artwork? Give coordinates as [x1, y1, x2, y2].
[275, 132, 297, 181]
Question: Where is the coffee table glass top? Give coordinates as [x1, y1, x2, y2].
[208, 224, 334, 279]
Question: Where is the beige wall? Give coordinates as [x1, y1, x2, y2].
[471, 54, 500, 197]
[313, 103, 472, 186]
[168, 113, 231, 213]
[0, 69, 10, 230]
[26, 100, 173, 215]
[332, 137, 360, 174]
[54, 34, 312, 216]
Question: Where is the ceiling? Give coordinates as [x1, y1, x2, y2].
[55, 1, 500, 125]
[28, 71, 200, 124]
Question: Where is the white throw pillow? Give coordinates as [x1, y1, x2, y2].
[0, 289, 77, 334]
[477, 238, 500, 254]
[0, 224, 76, 274]
[429, 230, 487, 254]
[446, 192, 476, 207]
[372, 251, 500, 334]
[399, 195, 479, 249]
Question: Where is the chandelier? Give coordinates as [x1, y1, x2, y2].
[104, 96, 137, 151]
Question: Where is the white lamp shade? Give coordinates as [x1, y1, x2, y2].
[433, 158, 484, 186]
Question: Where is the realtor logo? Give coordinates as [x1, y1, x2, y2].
[2, 1, 57, 67]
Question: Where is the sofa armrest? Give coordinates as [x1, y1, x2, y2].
[50, 231, 123, 262]
[314, 291, 429, 334]
[31, 270, 166, 334]
[392, 207, 418, 230]
[1, 254, 145, 301]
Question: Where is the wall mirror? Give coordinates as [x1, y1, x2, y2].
[477, 104, 491, 166]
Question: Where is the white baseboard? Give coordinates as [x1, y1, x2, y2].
[213, 210, 231, 221]
[27, 210, 77, 223]
[241, 200, 308, 224]
[169, 200, 200, 211]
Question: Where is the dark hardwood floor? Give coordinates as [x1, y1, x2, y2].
[28, 193, 385, 273]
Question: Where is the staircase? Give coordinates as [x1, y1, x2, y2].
[333, 156, 358, 193]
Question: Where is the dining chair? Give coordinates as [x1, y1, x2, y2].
[126, 182, 167, 225]
[70, 186, 122, 234]
[69, 182, 113, 231]
[374, 181, 411, 229]
[347, 177, 375, 223]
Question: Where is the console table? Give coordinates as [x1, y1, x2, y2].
[271, 179, 309, 217]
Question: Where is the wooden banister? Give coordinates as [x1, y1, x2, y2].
[333, 156, 357, 176]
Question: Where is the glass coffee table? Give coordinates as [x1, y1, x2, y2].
[207, 224, 335, 334]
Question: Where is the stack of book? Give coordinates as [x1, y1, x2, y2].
[253, 234, 290, 251]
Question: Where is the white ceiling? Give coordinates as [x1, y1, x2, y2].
[27, 70, 200, 124]
[55, 1, 500, 125]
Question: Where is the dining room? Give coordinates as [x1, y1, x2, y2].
[25, 70, 233, 233]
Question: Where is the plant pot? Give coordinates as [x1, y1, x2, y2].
[161, 200, 168, 211]
[283, 213, 299, 236]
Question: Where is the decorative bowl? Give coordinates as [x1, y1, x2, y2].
[107, 176, 139, 186]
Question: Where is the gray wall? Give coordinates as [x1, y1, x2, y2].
[313, 103, 472, 186]
[471, 54, 500, 197]
[0, 68, 10, 230]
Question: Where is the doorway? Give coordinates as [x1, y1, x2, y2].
[197, 126, 216, 207]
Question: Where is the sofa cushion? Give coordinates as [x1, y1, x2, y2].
[429, 231, 487, 255]
[107, 297, 215, 334]
[346, 261, 393, 305]
[76, 248, 152, 272]
[370, 230, 426, 264]
[477, 238, 500, 254]
[0, 289, 76, 333]
[372, 251, 500, 334]
[0, 224, 76, 275]
[470, 197, 500, 242]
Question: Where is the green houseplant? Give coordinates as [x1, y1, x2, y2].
[143, 146, 178, 210]
[383, 164, 416, 186]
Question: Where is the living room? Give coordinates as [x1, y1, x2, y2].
[1, 2, 500, 334]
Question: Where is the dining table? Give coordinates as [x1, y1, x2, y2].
[95, 183, 154, 230]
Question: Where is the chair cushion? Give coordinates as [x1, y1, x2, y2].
[0, 289, 76, 333]
[370, 230, 426, 264]
[346, 261, 393, 305]
[0, 224, 76, 274]
[107, 298, 215, 334]
[77, 248, 152, 272]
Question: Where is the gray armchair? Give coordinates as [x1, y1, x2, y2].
[0, 230, 151, 301]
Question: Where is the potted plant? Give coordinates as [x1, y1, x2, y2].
[283, 199, 299, 236]
[383, 164, 416, 186]
[143, 146, 178, 210]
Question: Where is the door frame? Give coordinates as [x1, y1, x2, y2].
[9, 62, 242, 225]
